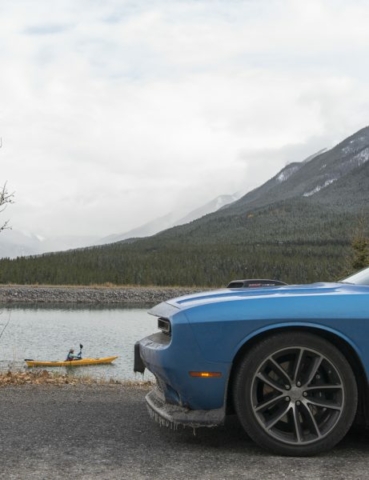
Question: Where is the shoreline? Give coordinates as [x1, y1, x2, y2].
[0, 284, 205, 305]
[0, 369, 154, 387]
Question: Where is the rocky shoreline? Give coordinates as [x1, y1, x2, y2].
[0, 285, 204, 305]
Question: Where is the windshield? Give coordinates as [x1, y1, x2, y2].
[340, 267, 369, 285]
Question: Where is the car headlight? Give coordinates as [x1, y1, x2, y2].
[158, 317, 171, 335]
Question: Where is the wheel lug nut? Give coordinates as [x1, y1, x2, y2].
[297, 381, 301, 387]
[285, 385, 290, 390]
[296, 401, 301, 406]
[285, 397, 290, 402]
[303, 392, 308, 397]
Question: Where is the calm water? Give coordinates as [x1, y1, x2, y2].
[0, 304, 157, 381]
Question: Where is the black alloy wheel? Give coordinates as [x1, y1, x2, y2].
[233, 332, 358, 456]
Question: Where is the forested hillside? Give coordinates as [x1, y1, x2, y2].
[1, 127, 368, 287]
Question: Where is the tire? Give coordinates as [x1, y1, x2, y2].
[233, 332, 358, 456]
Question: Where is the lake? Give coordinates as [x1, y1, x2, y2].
[0, 304, 157, 382]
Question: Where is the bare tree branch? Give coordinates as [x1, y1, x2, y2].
[0, 182, 14, 232]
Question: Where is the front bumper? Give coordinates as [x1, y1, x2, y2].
[146, 384, 225, 428]
[134, 332, 230, 410]
[134, 329, 230, 428]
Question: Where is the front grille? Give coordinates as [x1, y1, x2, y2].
[158, 317, 171, 335]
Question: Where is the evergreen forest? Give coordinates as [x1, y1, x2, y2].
[0, 199, 367, 287]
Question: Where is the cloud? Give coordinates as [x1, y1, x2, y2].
[0, 0, 369, 238]
[23, 24, 71, 36]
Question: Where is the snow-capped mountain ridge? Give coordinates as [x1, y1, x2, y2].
[225, 125, 369, 215]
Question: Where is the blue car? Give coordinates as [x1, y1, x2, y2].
[134, 267, 369, 456]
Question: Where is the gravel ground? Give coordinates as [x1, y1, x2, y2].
[0, 285, 203, 305]
[1, 384, 369, 480]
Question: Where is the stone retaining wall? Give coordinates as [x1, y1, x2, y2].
[0, 285, 204, 305]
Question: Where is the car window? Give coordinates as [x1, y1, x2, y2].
[227, 281, 245, 288]
[340, 267, 369, 285]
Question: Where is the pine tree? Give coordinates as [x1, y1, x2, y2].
[351, 214, 369, 270]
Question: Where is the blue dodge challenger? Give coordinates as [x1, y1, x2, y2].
[134, 267, 369, 456]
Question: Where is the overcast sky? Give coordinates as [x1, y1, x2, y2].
[1, 0, 369, 239]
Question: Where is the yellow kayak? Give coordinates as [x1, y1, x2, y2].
[25, 356, 118, 367]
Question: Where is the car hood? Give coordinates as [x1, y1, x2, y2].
[149, 282, 367, 317]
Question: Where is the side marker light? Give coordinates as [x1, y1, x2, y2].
[189, 371, 222, 378]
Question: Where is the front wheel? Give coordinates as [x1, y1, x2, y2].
[233, 332, 358, 456]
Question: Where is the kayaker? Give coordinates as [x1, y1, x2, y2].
[65, 345, 83, 361]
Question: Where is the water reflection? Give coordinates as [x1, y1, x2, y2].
[0, 303, 156, 381]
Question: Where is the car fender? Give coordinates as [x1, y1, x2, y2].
[233, 321, 364, 369]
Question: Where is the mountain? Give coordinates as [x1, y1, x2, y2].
[158, 126, 369, 246]
[174, 193, 242, 225]
[0, 193, 241, 258]
[1, 126, 368, 286]
[0, 230, 100, 259]
[95, 193, 241, 246]
[93, 211, 184, 246]
[225, 130, 369, 216]
[0, 230, 44, 258]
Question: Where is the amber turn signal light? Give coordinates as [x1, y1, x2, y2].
[189, 371, 222, 378]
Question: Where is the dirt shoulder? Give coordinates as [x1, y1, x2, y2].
[0, 370, 153, 387]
